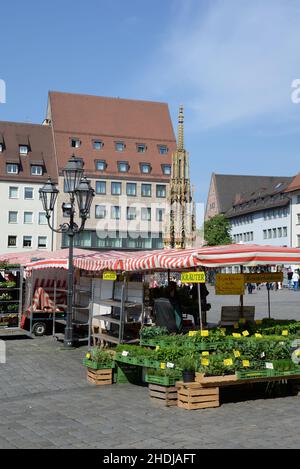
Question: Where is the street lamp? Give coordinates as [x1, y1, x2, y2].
[39, 154, 95, 348]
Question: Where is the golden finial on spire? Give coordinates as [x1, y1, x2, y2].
[178, 105, 184, 151]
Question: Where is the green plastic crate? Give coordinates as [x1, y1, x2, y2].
[144, 372, 182, 386]
[82, 359, 114, 370]
[115, 363, 142, 385]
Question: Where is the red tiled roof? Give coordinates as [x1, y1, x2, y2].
[0, 121, 57, 183]
[48, 91, 176, 179]
[285, 173, 300, 193]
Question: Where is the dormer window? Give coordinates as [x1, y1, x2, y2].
[162, 164, 171, 176]
[7, 163, 19, 174]
[93, 140, 104, 150]
[118, 161, 129, 173]
[158, 145, 168, 155]
[140, 163, 151, 174]
[70, 138, 81, 148]
[137, 144, 146, 153]
[19, 145, 28, 155]
[115, 142, 125, 152]
[31, 165, 43, 176]
[95, 160, 107, 171]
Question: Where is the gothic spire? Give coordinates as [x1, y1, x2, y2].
[178, 105, 184, 151]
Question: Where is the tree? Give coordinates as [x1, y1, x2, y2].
[204, 214, 232, 246]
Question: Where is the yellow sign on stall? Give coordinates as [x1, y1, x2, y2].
[103, 271, 117, 281]
[215, 274, 245, 295]
[181, 272, 206, 283]
[244, 272, 283, 284]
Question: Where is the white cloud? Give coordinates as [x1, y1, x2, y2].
[141, 0, 300, 131]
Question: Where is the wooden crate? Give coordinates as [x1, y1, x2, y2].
[195, 372, 238, 387]
[87, 367, 113, 386]
[176, 381, 220, 410]
[149, 383, 178, 406]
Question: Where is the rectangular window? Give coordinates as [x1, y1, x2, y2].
[24, 187, 34, 199]
[111, 182, 122, 195]
[9, 186, 18, 199]
[93, 140, 103, 150]
[137, 144, 146, 153]
[95, 181, 106, 195]
[298, 235, 300, 248]
[38, 212, 47, 225]
[118, 161, 129, 173]
[115, 142, 125, 152]
[297, 214, 300, 225]
[95, 160, 106, 171]
[8, 211, 18, 223]
[38, 236, 47, 248]
[156, 184, 166, 198]
[278, 227, 282, 237]
[268, 229, 272, 239]
[140, 163, 151, 174]
[8, 235, 17, 247]
[31, 165, 43, 176]
[250, 232, 254, 241]
[95, 205, 106, 219]
[126, 183, 137, 196]
[24, 212, 33, 224]
[158, 145, 168, 155]
[297, 195, 300, 204]
[71, 138, 81, 148]
[6, 164, 18, 174]
[141, 207, 151, 221]
[23, 236, 32, 248]
[283, 227, 287, 237]
[127, 207, 136, 220]
[111, 206, 121, 220]
[162, 165, 171, 176]
[263, 230, 267, 239]
[19, 145, 28, 155]
[156, 208, 165, 222]
[141, 183, 152, 197]
[272, 228, 277, 238]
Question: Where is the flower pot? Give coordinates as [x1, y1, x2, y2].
[182, 370, 195, 383]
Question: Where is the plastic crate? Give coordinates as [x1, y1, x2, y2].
[82, 359, 114, 370]
[144, 372, 182, 386]
[115, 363, 142, 385]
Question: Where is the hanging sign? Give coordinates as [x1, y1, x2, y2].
[181, 272, 206, 283]
[215, 274, 245, 295]
[244, 272, 283, 284]
[103, 271, 117, 281]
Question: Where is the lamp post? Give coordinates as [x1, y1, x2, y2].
[39, 155, 95, 348]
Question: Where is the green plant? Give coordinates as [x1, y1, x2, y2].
[177, 355, 198, 372]
[89, 347, 114, 366]
[140, 326, 168, 339]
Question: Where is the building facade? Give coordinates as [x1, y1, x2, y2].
[285, 174, 300, 248]
[0, 122, 57, 254]
[46, 91, 177, 250]
[226, 178, 293, 246]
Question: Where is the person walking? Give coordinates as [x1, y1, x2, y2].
[288, 270, 293, 289]
[293, 270, 299, 291]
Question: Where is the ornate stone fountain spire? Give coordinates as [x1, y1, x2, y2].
[164, 106, 196, 249]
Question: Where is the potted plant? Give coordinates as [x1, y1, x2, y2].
[178, 355, 197, 383]
[83, 347, 115, 369]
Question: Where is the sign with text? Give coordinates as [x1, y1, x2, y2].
[181, 272, 206, 283]
[215, 274, 245, 295]
[244, 272, 283, 284]
[103, 271, 117, 281]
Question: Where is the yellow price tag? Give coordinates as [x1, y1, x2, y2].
[255, 320, 262, 325]
[202, 351, 209, 356]
[282, 330, 289, 336]
[232, 333, 241, 338]
[233, 323, 239, 329]
[242, 360, 250, 367]
[224, 358, 233, 366]
[155, 346, 160, 351]
[242, 330, 250, 337]
[255, 333, 262, 338]
[201, 330, 209, 337]
[201, 359, 210, 366]
[233, 350, 241, 358]
[239, 318, 246, 324]
[189, 331, 197, 337]
[160, 363, 166, 369]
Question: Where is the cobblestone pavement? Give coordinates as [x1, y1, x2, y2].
[0, 288, 300, 449]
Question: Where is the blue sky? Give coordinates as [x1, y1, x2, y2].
[1, 0, 300, 214]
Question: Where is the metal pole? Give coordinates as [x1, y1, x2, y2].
[197, 282, 203, 331]
[64, 230, 74, 348]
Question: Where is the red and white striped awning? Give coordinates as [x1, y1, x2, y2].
[20, 243, 300, 273]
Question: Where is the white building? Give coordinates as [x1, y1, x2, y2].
[0, 122, 57, 254]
